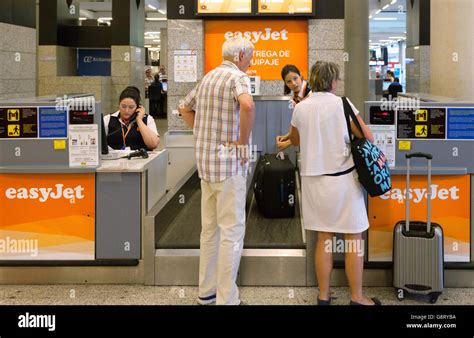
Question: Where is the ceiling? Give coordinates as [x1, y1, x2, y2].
[78, 0, 166, 50]
[369, 0, 407, 49]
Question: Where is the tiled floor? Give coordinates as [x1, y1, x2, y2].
[1, 286, 473, 305]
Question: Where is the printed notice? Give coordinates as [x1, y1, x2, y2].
[69, 125, 99, 167]
[447, 108, 474, 140]
[174, 50, 197, 83]
[39, 107, 68, 138]
[369, 125, 396, 167]
[0, 107, 38, 139]
[397, 108, 446, 139]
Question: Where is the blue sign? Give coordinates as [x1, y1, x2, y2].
[39, 107, 68, 138]
[447, 108, 474, 140]
[77, 49, 111, 76]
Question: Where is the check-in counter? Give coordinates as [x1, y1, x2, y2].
[364, 101, 474, 284]
[0, 95, 168, 284]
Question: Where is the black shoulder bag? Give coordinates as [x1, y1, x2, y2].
[342, 97, 391, 197]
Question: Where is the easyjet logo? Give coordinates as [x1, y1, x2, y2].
[5, 184, 85, 203]
[379, 185, 460, 203]
[225, 28, 289, 44]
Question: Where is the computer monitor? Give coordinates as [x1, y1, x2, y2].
[100, 114, 108, 155]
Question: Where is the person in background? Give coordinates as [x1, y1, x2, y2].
[388, 77, 403, 99]
[159, 65, 166, 76]
[148, 74, 164, 118]
[178, 37, 255, 305]
[145, 68, 154, 98]
[104, 86, 160, 151]
[287, 61, 381, 306]
[276, 64, 312, 150]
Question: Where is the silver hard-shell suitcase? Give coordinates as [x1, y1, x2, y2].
[393, 152, 444, 304]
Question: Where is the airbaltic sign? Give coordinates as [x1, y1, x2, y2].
[205, 20, 308, 80]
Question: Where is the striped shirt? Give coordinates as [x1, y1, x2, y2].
[183, 61, 252, 183]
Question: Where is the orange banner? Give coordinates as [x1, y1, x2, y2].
[368, 175, 471, 262]
[0, 174, 95, 260]
[205, 20, 308, 80]
[257, 0, 313, 14]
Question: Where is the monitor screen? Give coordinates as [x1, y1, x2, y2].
[100, 115, 108, 155]
[197, 0, 252, 15]
[257, 0, 313, 14]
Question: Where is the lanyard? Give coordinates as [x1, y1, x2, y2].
[121, 122, 133, 149]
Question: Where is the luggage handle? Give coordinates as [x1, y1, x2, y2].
[405, 152, 433, 160]
[405, 152, 432, 234]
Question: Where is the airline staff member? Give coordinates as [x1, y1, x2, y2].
[276, 65, 312, 150]
[104, 86, 160, 151]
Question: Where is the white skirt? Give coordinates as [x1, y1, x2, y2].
[301, 171, 369, 234]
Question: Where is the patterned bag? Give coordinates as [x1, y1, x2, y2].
[342, 97, 391, 197]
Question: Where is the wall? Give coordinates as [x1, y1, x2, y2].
[0, 22, 36, 100]
[430, 0, 474, 100]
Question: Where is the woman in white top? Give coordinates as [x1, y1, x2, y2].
[289, 61, 380, 306]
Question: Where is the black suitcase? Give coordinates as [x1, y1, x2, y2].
[253, 153, 296, 218]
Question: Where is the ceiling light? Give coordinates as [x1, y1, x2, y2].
[374, 17, 397, 20]
[158, 10, 166, 15]
[79, 17, 87, 21]
[375, 9, 382, 14]
[383, 5, 389, 10]
[391, 0, 397, 4]
[148, 5, 156, 10]
[98, 17, 112, 21]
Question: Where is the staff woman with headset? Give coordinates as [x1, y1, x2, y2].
[103, 86, 160, 151]
[276, 65, 312, 150]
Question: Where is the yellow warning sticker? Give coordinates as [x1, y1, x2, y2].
[7, 109, 20, 121]
[415, 125, 428, 138]
[399, 140, 411, 151]
[54, 140, 66, 150]
[7, 124, 20, 137]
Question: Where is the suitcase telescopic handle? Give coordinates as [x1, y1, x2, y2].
[406, 152, 433, 233]
[405, 152, 433, 160]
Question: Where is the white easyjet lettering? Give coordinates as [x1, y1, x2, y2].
[5, 184, 85, 203]
[379, 184, 460, 203]
[225, 28, 289, 44]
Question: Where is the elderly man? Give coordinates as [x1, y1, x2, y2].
[178, 37, 255, 305]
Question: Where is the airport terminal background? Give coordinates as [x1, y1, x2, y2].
[0, 0, 473, 314]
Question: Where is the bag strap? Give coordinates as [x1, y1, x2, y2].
[341, 97, 364, 143]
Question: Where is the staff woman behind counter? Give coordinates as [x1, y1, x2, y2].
[104, 86, 160, 151]
[276, 64, 311, 150]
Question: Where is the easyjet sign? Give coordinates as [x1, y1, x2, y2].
[224, 28, 289, 44]
[205, 20, 308, 80]
[5, 184, 85, 203]
[379, 185, 460, 203]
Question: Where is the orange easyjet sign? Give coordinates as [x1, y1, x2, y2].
[205, 20, 308, 80]
[0, 174, 95, 260]
[368, 175, 471, 262]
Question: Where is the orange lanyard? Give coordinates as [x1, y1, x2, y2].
[121, 122, 133, 149]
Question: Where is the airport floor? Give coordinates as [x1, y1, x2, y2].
[1, 285, 473, 305]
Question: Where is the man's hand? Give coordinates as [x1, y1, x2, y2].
[276, 133, 291, 150]
[228, 140, 249, 166]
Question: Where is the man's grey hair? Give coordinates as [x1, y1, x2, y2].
[222, 37, 254, 60]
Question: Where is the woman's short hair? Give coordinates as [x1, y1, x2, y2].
[309, 61, 340, 92]
[119, 86, 141, 106]
[281, 64, 302, 95]
[222, 37, 254, 60]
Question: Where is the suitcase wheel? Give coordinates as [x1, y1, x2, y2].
[396, 288, 404, 301]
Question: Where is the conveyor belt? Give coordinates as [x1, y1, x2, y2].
[155, 171, 304, 250]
